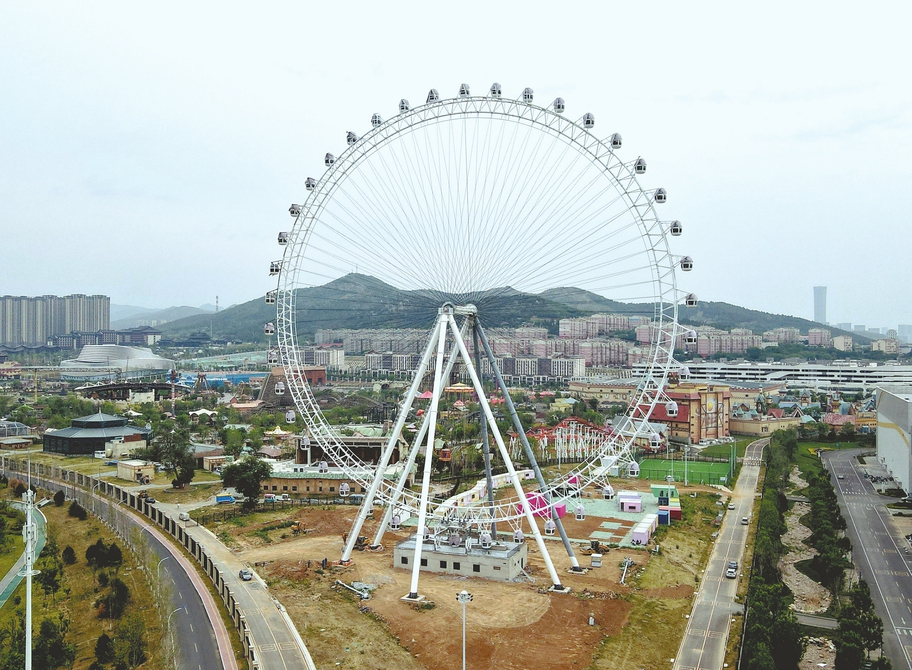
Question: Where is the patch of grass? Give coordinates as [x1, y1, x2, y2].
[0, 502, 168, 669]
[591, 594, 691, 669]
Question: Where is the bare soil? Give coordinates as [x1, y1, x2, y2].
[780, 468, 832, 614]
[800, 636, 836, 670]
[219, 499, 706, 670]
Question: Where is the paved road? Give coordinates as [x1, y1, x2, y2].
[674, 438, 768, 670]
[0, 465, 231, 670]
[823, 449, 912, 670]
[0, 505, 47, 610]
[154, 498, 317, 670]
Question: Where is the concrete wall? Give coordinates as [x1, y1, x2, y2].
[876, 388, 912, 494]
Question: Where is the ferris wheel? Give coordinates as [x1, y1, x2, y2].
[269, 83, 693, 595]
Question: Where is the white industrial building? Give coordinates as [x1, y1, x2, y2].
[876, 386, 912, 494]
[60, 344, 174, 380]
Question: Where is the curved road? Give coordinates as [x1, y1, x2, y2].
[6, 472, 226, 670]
[674, 437, 767, 670]
[823, 448, 912, 670]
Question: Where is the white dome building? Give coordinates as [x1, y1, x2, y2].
[60, 344, 174, 380]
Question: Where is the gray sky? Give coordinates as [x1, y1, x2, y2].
[2, 2, 909, 329]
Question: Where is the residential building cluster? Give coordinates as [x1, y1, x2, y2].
[48, 325, 162, 350]
[0, 294, 110, 347]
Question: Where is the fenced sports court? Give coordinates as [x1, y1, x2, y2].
[637, 457, 733, 486]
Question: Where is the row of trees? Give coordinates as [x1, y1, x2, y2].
[803, 471, 851, 593]
[742, 429, 805, 670]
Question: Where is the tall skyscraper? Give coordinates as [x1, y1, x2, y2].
[813, 286, 827, 324]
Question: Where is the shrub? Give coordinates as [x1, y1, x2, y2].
[53, 490, 65, 506]
[68, 501, 87, 520]
[61, 546, 76, 565]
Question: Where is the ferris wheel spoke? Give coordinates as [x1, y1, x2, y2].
[276, 90, 687, 528]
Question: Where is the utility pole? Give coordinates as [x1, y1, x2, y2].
[20, 452, 40, 670]
[456, 590, 473, 670]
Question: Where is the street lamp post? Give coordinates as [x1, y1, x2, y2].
[167, 606, 184, 662]
[456, 590, 473, 670]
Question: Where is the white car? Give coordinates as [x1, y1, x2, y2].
[728, 502, 736, 510]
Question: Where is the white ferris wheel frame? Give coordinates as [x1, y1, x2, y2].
[274, 91, 687, 524]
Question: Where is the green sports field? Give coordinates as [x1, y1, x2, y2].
[637, 458, 733, 485]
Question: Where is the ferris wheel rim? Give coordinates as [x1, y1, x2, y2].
[273, 87, 686, 523]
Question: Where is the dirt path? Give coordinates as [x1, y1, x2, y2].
[780, 468, 832, 614]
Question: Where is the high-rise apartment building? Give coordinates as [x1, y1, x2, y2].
[0, 294, 110, 346]
[813, 286, 827, 324]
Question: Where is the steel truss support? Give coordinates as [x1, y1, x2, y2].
[475, 322, 581, 571]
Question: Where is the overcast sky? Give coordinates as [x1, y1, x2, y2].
[2, 2, 909, 330]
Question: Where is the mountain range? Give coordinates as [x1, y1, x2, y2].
[111, 303, 217, 330]
[155, 274, 863, 345]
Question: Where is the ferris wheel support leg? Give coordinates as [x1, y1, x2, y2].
[372, 319, 470, 548]
[446, 315, 566, 591]
[341, 316, 438, 564]
[405, 311, 450, 600]
[475, 323, 582, 571]
[472, 321, 497, 537]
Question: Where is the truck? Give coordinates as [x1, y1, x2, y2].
[216, 494, 236, 504]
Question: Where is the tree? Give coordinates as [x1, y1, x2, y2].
[32, 616, 75, 670]
[61, 545, 76, 565]
[154, 427, 196, 487]
[95, 632, 115, 665]
[221, 457, 273, 509]
[113, 613, 147, 668]
[53, 490, 65, 506]
[68, 500, 87, 520]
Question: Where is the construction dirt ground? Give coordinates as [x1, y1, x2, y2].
[210, 486, 724, 670]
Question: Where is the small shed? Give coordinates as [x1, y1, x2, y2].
[117, 459, 154, 484]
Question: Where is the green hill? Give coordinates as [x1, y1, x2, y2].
[160, 275, 864, 345]
[159, 274, 584, 343]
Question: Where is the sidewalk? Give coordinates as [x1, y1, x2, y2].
[0, 505, 47, 610]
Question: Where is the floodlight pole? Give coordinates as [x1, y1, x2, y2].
[456, 590, 473, 670]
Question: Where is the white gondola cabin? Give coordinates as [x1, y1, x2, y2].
[269, 260, 282, 275]
[544, 519, 556, 536]
[274, 381, 285, 396]
[267, 349, 279, 364]
[324, 153, 335, 167]
[653, 188, 667, 204]
[318, 461, 328, 474]
[264, 322, 275, 336]
[489, 82, 502, 97]
[278, 231, 288, 245]
[685, 293, 698, 307]
[390, 514, 401, 530]
[665, 401, 679, 418]
[339, 482, 350, 497]
[670, 220, 683, 236]
[426, 89, 439, 103]
[346, 131, 358, 146]
[680, 256, 693, 271]
[480, 532, 492, 548]
[459, 83, 470, 97]
[288, 204, 301, 217]
[513, 529, 525, 543]
[399, 99, 409, 112]
[371, 113, 383, 127]
[582, 112, 595, 129]
[553, 97, 565, 113]
[685, 329, 697, 344]
[575, 505, 586, 521]
[305, 177, 316, 191]
[650, 433, 662, 449]
[265, 290, 277, 305]
[634, 157, 647, 174]
[521, 87, 534, 103]
[285, 410, 295, 423]
[610, 133, 622, 149]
